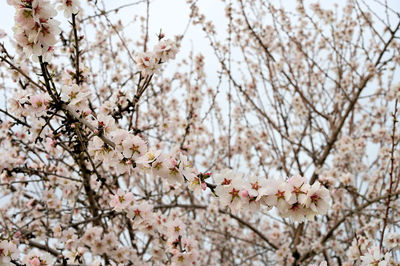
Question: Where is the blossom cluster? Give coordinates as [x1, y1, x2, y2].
[110, 190, 199, 265]
[2, 0, 399, 264]
[0, 240, 19, 265]
[23, 250, 55, 266]
[89, 111, 330, 223]
[61, 83, 92, 112]
[213, 170, 331, 221]
[384, 232, 400, 250]
[8, 0, 61, 61]
[360, 246, 391, 266]
[9, 91, 50, 118]
[87, 115, 196, 187]
[135, 38, 179, 76]
[342, 221, 399, 265]
[57, 0, 81, 18]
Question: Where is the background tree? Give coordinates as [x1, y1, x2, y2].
[0, 0, 399, 265]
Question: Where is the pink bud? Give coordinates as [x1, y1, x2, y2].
[78, 247, 85, 255]
[170, 158, 177, 166]
[241, 190, 249, 198]
[169, 248, 178, 255]
[27, 199, 35, 207]
[14, 231, 21, 238]
[29, 258, 41, 266]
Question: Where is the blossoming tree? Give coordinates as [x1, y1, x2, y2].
[0, 0, 399, 265]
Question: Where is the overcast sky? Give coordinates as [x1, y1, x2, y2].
[1, 0, 398, 72]
[1, 0, 398, 71]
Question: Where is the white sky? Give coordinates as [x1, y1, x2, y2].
[1, 0, 398, 80]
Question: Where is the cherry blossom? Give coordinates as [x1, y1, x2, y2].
[0, 0, 399, 265]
